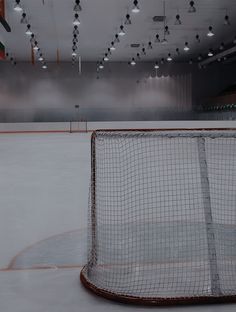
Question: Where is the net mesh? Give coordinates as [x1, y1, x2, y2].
[82, 130, 236, 302]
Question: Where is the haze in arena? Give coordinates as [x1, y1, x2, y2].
[0, 0, 236, 311]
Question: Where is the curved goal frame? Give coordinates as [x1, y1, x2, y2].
[80, 267, 236, 305]
[81, 128, 236, 305]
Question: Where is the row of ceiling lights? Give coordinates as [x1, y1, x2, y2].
[174, 12, 230, 26]
[129, 0, 231, 67]
[13, 0, 47, 69]
[12, 0, 235, 69]
[128, 1, 234, 69]
[129, 1, 230, 69]
[187, 0, 232, 25]
[97, 0, 141, 70]
[71, 0, 82, 64]
[5, 52, 17, 65]
[150, 35, 236, 70]
[152, 35, 236, 70]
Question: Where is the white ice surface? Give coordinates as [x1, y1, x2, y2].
[1, 268, 236, 312]
[0, 133, 90, 268]
[0, 129, 236, 311]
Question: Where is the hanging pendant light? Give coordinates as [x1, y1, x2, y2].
[118, 25, 125, 36]
[154, 62, 159, 69]
[132, 0, 140, 13]
[124, 14, 131, 25]
[188, 1, 196, 13]
[175, 14, 182, 25]
[74, 0, 82, 12]
[167, 53, 172, 61]
[130, 58, 136, 66]
[110, 42, 116, 51]
[184, 42, 190, 51]
[20, 12, 28, 24]
[73, 13, 81, 26]
[25, 24, 32, 35]
[14, 0, 23, 12]
[207, 26, 214, 37]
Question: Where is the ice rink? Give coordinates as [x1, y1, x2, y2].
[1, 121, 236, 311]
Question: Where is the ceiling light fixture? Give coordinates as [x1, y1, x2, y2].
[73, 25, 79, 35]
[25, 24, 32, 35]
[175, 14, 182, 25]
[136, 53, 141, 60]
[207, 26, 214, 37]
[104, 53, 109, 61]
[165, 25, 170, 35]
[154, 62, 159, 69]
[72, 49, 77, 57]
[30, 33, 35, 44]
[74, 0, 82, 12]
[167, 53, 172, 61]
[184, 42, 190, 51]
[124, 14, 131, 25]
[118, 25, 125, 36]
[14, 0, 23, 12]
[208, 49, 214, 57]
[99, 62, 104, 69]
[219, 42, 225, 51]
[224, 15, 230, 26]
[114, 34, 120, 43]
[188, 1, 196, 13]
[132, 0, 140, 13]
[33, 41, 39, 51]
[73, 34, 78, 43]
[38, 53, 44, 61]
[42, 63, 47, 69]
[20, 12, 27, 24]
[73, 13, 80, 26]
[155, 34, 160, 43]
[72, 43, 77, 50]
[110, 42, 116, 51]
[196, 34, 200, 43]
[130, 58, 136, 66]
[148, 41, 153, 49]
[161, 58, 165, 65]
[176, 48, 180, 55]
[6, 54, 17, 66]
[141, 47, 146, 55]
[198, 54, 202, 61]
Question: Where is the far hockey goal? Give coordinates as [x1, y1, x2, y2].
[69, 120, 88, 133]
[80, 129, 236, 305]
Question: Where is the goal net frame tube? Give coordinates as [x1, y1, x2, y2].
[80, 266, 236, 305]
[81, 128, 236, 305]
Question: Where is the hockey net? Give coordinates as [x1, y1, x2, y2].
[80, 129, 236, 305]
[70, 120, 88, 133]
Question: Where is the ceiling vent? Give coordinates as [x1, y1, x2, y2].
[153, 16, 165, 22]
[130, 43, 140, 48]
